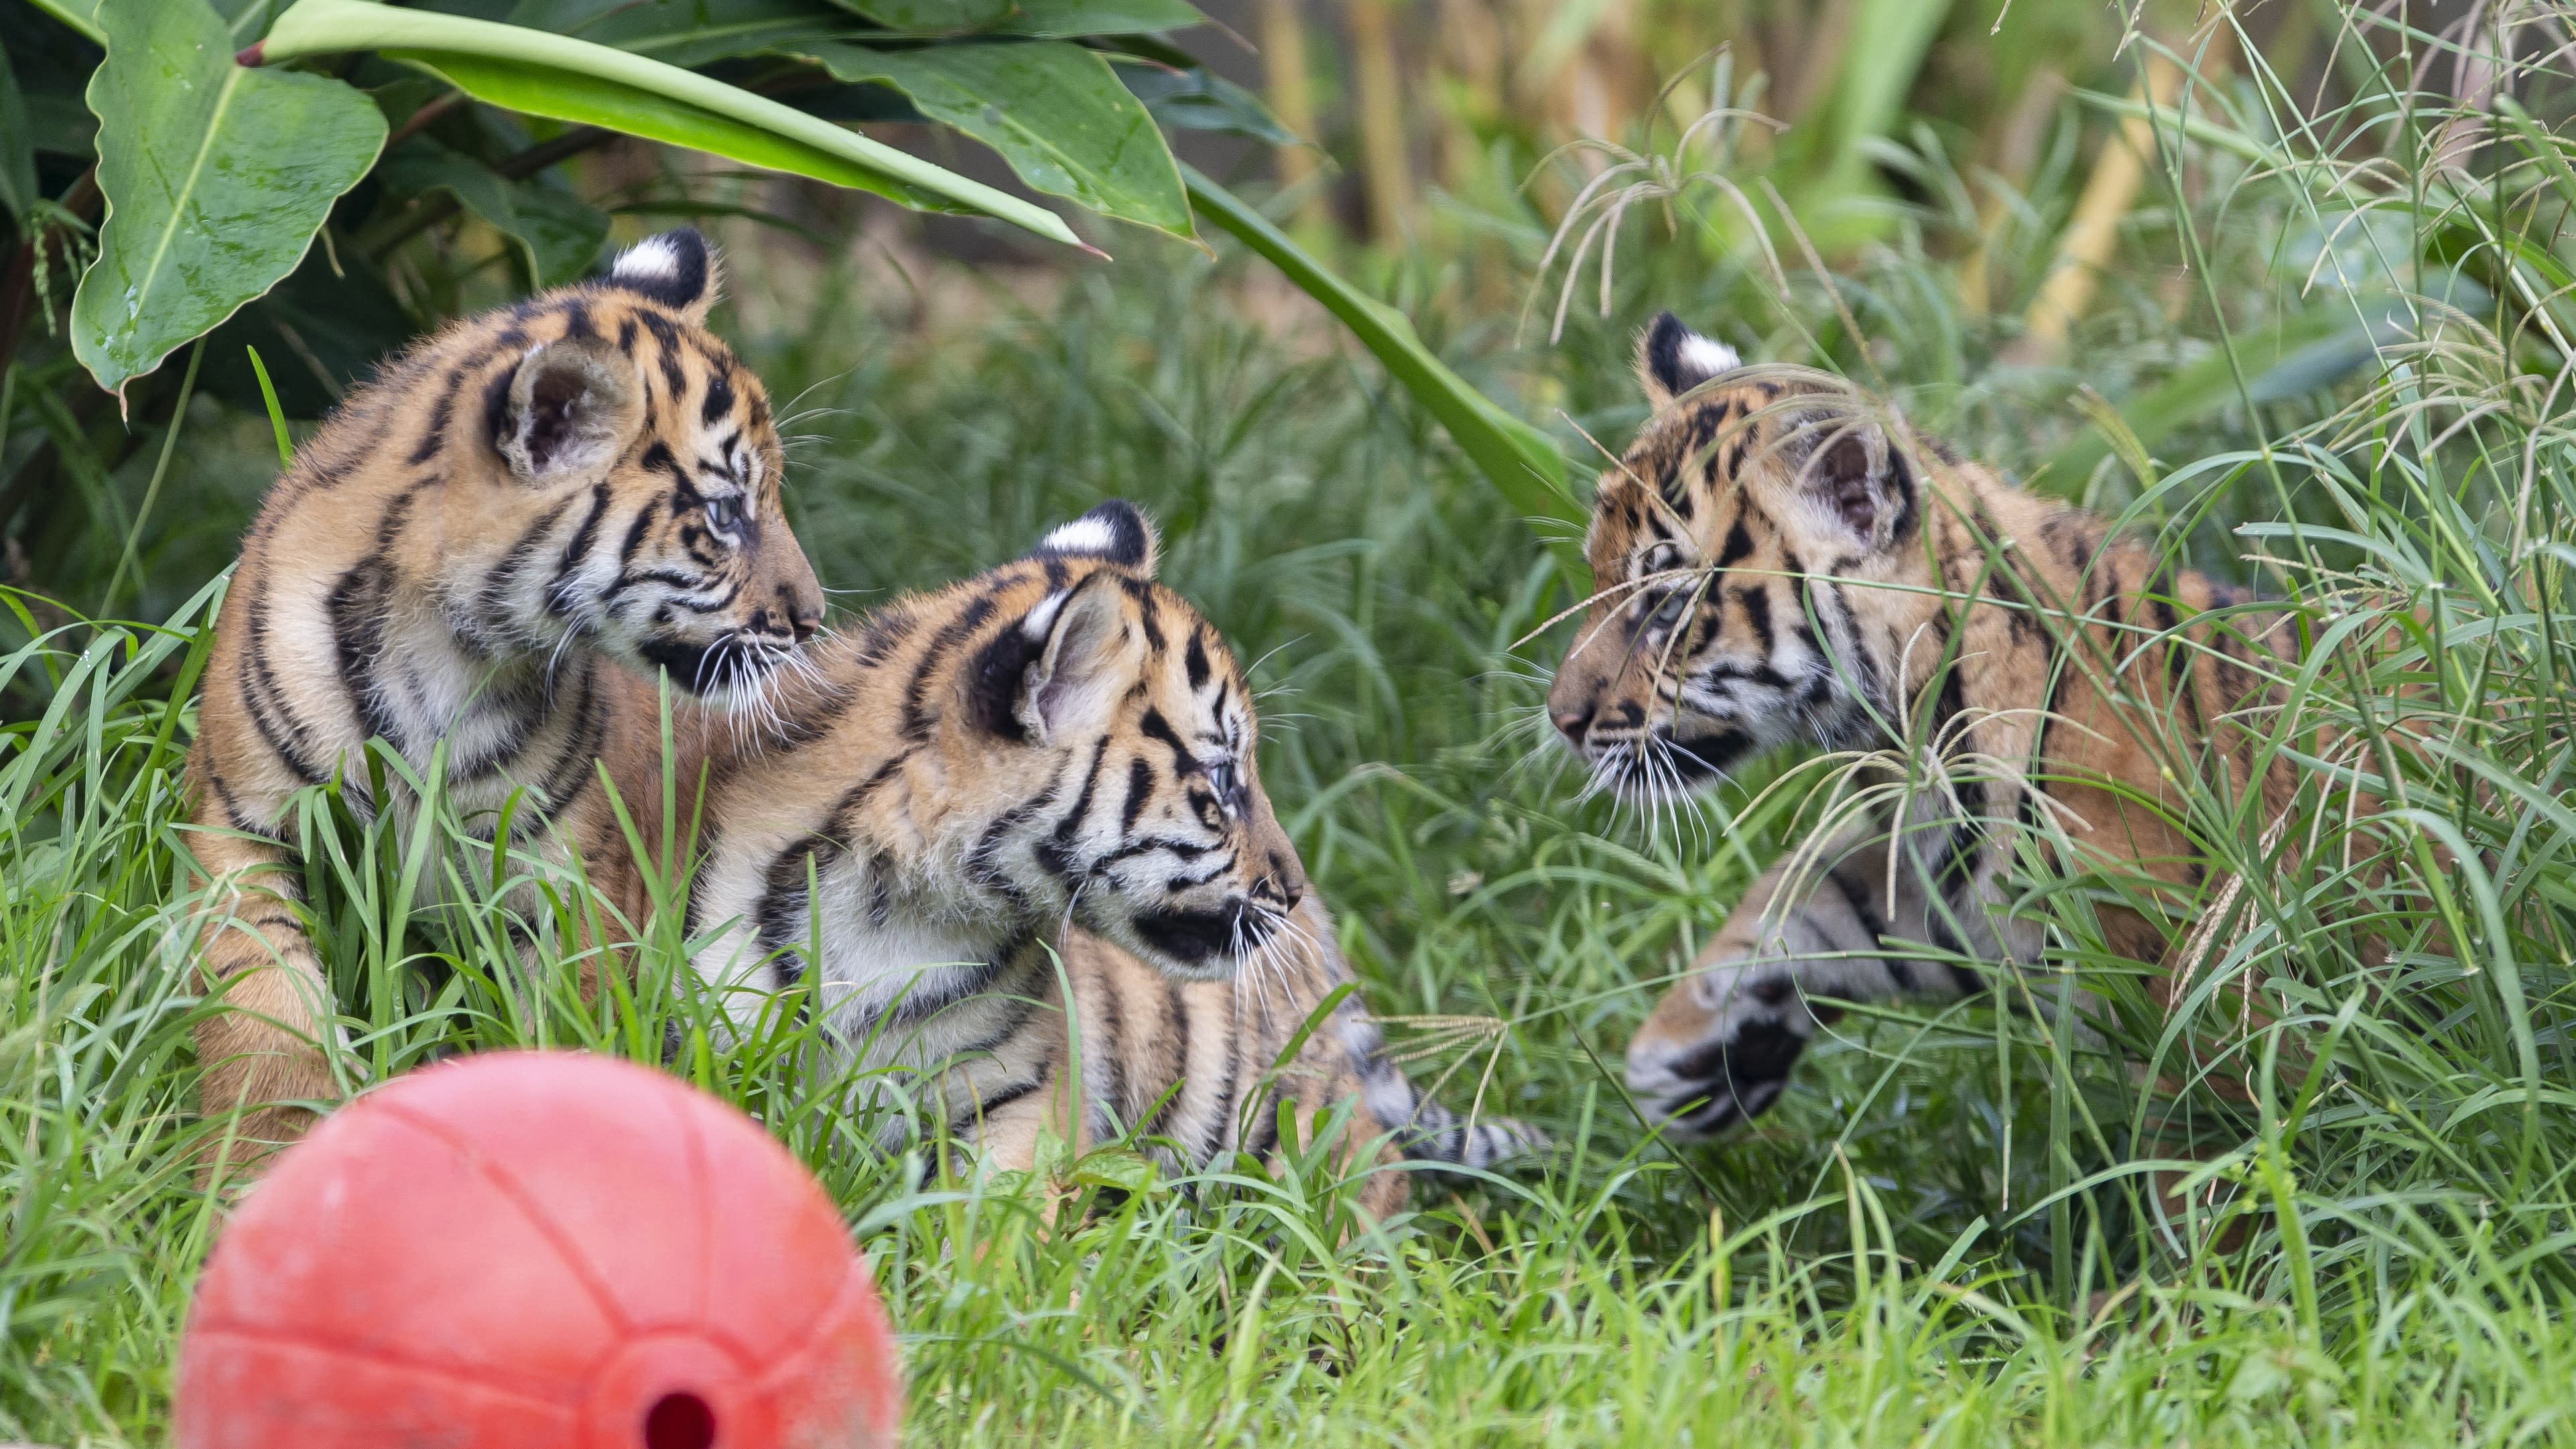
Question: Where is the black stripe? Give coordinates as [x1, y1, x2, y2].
[1137, 708, 1193, 769]
[965, 1078, 1041, 1124]
[889, 959, 1006, 1027]
[372, 479, 429, 554]
[968, 798, 1047, 888]
[1116, 576, 1165, 652]
[1035, 739, 1112, 880]
[1144, 983, 1190, 1138]
[852, 607, 921, 668]
[637, 311, 687, 399]
[482, 496, 576, 645]
[480, 367, 516, 456]
[1885, 446, 1920, 543]
[903, 587, 1004, 743]
[755, 836, 844, 965]
[614, 491, 661, 568]
[236, 584, 330, 784]
[1738, 581, 1775, 655]
[546, 481, 615, 616]
[326, 559, 401, 750]
[1242, 1088, 1281, 1162]
[1119, 756, 1155, 832]
[1821, 862, 1890, 941]
[829, 753, 915, 838]
[525, 662, 606, 812]
[407, 361, 467, 464]
[1717, 517, 1754, 567]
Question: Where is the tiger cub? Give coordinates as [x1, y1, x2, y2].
[1548, 314, 2295, 1139]
[187, 229, 822, 1161]
[686, 502, 1537, 1211]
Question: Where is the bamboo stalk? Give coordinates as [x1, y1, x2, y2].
[1347, 0, 1415, 243]
[1436, 0, 1505, 193]
[2019, 48, 2187, 354]
[1958, 68, 2064, 316]
[1259, 0, 1328, 231]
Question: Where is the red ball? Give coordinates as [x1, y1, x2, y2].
[176, 1052, 900, 1449]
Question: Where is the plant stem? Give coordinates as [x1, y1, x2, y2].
[103, 337, 203, 617]
[1257, 0, 1326, 234]
[1346, 0, 1413, 243]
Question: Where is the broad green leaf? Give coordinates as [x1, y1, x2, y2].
[1177, 166, 1577, 578]
[1114, 58, 1294, 143]
[795, 39, 1190, 239]
[389, 50, 973, 215]
[259, 0, 1084, 249]
[378, 137, 610, 287]
[507, 0, 861, 68]
[0, 32, 35, 227]
[70, 0, 386, 404]
[1001, 0, 1205, 36]
[826, 0, 1012, 31]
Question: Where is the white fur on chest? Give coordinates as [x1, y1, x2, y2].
[689, 826, 1025, 1065]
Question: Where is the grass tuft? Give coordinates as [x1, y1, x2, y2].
[11, 7, 2576, 1442]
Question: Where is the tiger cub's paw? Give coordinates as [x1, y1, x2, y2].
[1623, 957, 1815, 1140]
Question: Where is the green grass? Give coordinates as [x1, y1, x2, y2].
[12, 9, 2576, 1444]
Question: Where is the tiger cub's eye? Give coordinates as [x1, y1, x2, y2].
[705, 496, 742, 533]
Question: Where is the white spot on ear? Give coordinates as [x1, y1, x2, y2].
[1680, 335, 1740, 376]
[1040, 517, 1117, 556]
[1022, 589, 1070, 641]
[612, 235, 681, 284]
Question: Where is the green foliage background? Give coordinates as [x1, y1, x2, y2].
[9, 1, 2576, 1445]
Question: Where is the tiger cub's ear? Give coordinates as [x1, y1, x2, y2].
[496, 336, 643, 485]
[1779, 407, 1916, 550]
[1637, 312, 1740, 410]
[604, 227, 719, 322]
[970, 572, 1141, 745]
[1029, 499, 1158, 577]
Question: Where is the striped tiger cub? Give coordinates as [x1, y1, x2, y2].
[1548, 314, 2297, 1139]
[687, 502, 1538, 1211]
[186, 229, 823, 1161]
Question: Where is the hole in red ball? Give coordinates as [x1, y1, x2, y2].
[644, 1390, 716, 1449]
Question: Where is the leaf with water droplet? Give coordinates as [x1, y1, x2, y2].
[70, 0, 383, 406]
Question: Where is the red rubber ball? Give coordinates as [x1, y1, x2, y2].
[176, 1052, 901, 1449]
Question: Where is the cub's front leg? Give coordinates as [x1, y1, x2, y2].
[182, 784, 344, 1172]
[1624, 824, 1982, 1138]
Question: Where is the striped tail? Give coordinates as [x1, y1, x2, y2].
[1392, 1090, 1549, 1172]
[1339, 1015, 1547, 1174]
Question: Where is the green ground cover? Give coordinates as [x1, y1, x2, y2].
[11, 15, 2576, 1444]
